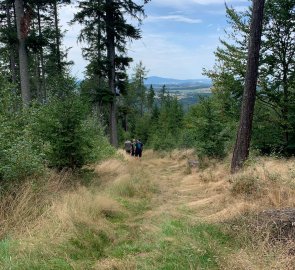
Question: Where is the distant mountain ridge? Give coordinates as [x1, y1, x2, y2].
[144, 76, 212, 87]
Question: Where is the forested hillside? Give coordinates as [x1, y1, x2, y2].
[0, 0, 295, 269]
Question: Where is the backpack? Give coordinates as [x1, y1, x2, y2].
[125, 141, 132, 151]
[136, 142, 142, 150]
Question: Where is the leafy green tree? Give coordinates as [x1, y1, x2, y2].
[0, 0, 72, 103]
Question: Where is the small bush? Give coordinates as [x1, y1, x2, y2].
[150, 132, 179, 151]
[0, 81, 45, 184]
[32, 96, 115, 169]
[0, 137, 44, 182]
[231, 173, 263, 197]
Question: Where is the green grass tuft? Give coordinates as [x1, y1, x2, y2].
[64, 223, 111, 261]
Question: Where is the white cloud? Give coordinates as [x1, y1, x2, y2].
[146, 15, 202, 24]
[60, 1, 233, 80]
[127, 33, 218, 79]
[151, 0, 248, 8]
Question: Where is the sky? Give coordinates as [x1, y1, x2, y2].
[60, 0, 250, 80]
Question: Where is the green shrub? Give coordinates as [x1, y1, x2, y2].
[182, 97, 232, 158]
[0, 136, 44, 182]
[80, 117, 116, 163]
[33, 96, 114, 169]
[0, 80, 44, 184]
[150, 132, 179, 151]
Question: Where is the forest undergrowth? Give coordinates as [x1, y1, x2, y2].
[0, 150, 295, 269]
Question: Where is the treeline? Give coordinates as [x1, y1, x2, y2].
[120, 62, 229, 158]
[124, 0, 295, 162]
[0, 0, 294, 186]
[0, 0, 149, 187]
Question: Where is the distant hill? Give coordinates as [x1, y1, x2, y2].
[144, 76, 212, 108]
[144, 76, 212, 90]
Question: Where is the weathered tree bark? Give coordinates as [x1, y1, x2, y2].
[106, 0, 118, 147]
[31, 19, 41, 101]
[37, 4, 46, 102]
[14, 0, 31, 106]
[231, 0, 265, 173]
[53, 0, 62, 72]
[96, 11, 103, 114]
[6, 0, 17, 84]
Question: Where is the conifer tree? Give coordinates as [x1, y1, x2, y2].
[15, 0, 31, 106]
[147, 84, 155, 111]
[231, 0, 265, 173]
[131, 61, 148, 116]
[73, 0, 150, 147]
[206, 0, 295, 155]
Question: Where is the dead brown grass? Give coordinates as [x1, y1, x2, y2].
[1, 150, 295, 269]
[0, 170, 72, 238]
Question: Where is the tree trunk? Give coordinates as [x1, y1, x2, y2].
[14, 0, 31, 106]
[231, 0, 265, 173]
[53, 0, 62, 72]
[106, 0, 118, 147]
[96, 11, 103, 113]
[37, 4, 46, 102]
[32, 19, 41, 101]
[6, 0, 17, 84]
[282, 64, 289, 149]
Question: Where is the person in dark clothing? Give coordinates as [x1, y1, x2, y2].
[131, 139, 136, 156]
[135, 139, 143, 159]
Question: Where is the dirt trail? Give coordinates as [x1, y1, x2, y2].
[124, 150, 246, 224]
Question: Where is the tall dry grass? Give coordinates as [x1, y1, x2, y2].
[0, 153, 158, 269]
[0, 170, 72, 239]
[1, 150, 295, 269]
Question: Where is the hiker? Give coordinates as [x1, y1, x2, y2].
[124, 140, 132, 154]
[135, 139, 143, 159]
[131, 139, 136, 156]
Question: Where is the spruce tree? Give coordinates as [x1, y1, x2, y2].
[73, 0, 150, 147]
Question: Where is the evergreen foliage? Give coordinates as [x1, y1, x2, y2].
[183, 98, 231, 158]
[205, 0, 295, 156]
[0, 78, 44, 184]
[1, 0, 295, 187]
[32, 89, 115, 170]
